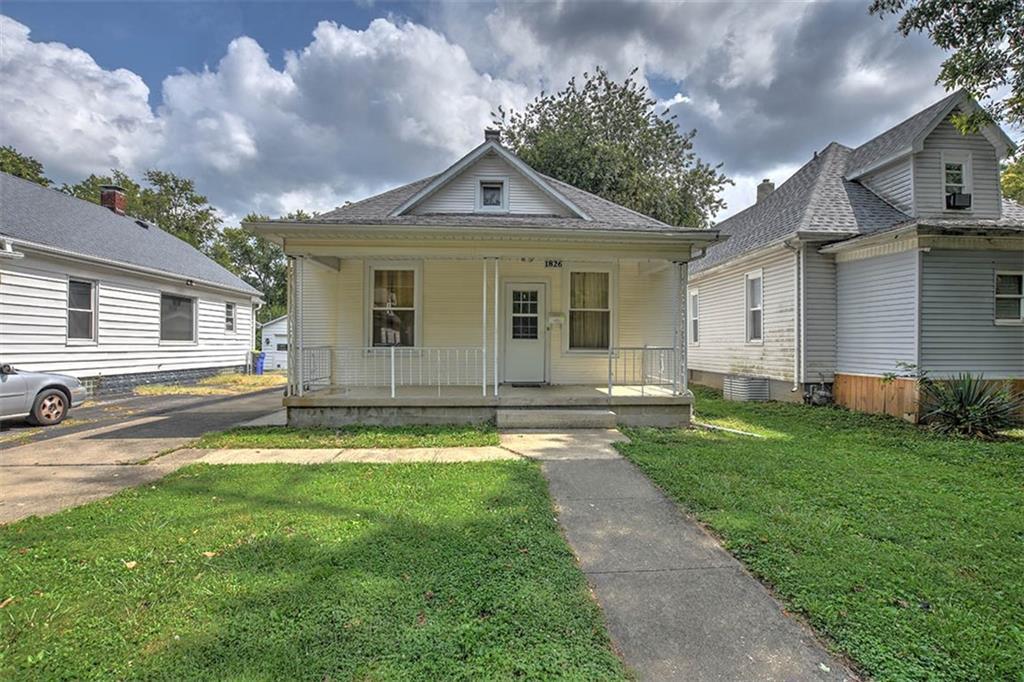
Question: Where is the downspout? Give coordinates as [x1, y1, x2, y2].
[783, 239, 802, 393]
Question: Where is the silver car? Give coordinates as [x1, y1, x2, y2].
[0, 363, 88, 425]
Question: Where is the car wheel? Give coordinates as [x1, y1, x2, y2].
[28, 388, 69, 426]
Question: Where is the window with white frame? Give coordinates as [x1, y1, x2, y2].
[995, 272, 1023, 323]
[942, 152, 972, 204]
[160, 293, 195, 342]
[568, 271, 610, 350]
[478, 178, 507, 211]
[745, 271, 763, 342]
[688, 289, 699, 344]
[225, 302, 236, 331]
[371, 268, 416, 346]
[67, 279, 96, 341]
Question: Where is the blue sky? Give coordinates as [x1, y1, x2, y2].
[1, 1, 959, 223]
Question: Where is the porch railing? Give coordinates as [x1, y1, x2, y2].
[608, 346, 677, 396]
[301, 346, 333, 388]
[335, 347, 486, 397]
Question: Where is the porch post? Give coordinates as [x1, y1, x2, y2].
[493, 257, 500, 396]
[295, 255, 305, 397]
[675, 260, 689, 395]
[482, 258, 487, 397]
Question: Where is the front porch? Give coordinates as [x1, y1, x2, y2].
[280, 242, 700, 428]
[285, 382, 692, 428]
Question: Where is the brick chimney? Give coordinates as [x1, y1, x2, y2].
[100, 185, 127, 215]
[756, 178, 775, 204]
[484, 128, 501, 143]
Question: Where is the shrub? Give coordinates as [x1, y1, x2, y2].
[919, 374, 1024, 439]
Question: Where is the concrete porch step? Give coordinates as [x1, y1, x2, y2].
[497, 408, 617, 429]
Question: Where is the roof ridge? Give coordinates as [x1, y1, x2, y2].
[797, 143, 848, 231]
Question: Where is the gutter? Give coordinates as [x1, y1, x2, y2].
[3, 236, 262, 300]
[247, 220, 723, 245]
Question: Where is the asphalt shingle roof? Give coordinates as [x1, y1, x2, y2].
[693, 143, 910, 273]
[0, 173, 260, 296]
[306, 150, 690, 233]
[846, 91, 962, 176]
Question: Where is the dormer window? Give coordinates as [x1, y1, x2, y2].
[942, 151, 972, 210]
[477, 178, 507, 211]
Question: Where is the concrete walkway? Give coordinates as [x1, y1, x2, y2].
[184, 446, 516, 464]
[505, 430, 854, 681]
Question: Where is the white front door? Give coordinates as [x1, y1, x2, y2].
[504, 283, 546, 384]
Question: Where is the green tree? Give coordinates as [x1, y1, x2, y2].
[495, 67, 730, 227]
[0, 146, 51, 186]
[63, 170, 222, 251]
[1001, 157, 1024, 204]
[870, 0, 1023, 132]
[217, 212, 288, 322]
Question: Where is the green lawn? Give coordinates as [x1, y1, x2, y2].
[0, 462, 625, 680]
[621, 387, 1024, 681]
[196, 424, 500, 449]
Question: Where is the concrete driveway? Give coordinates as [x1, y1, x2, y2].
[0, 389, 283, 524]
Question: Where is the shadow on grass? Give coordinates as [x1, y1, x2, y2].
[0, 462, 624, 680]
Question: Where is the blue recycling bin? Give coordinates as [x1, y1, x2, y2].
[254, 352, 266, 375]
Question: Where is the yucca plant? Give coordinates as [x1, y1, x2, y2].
[919, 374, 1024, 439]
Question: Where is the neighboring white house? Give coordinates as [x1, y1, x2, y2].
[0, 174, 263, 395]
[251, 129, 722, 428]
[687, 90, 1024, 419]
[259, 315, 288, 370]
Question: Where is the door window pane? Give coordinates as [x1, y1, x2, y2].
[511, 290, 539, 339]
[161, 294, 195, 341]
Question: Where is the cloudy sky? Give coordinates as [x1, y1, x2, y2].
[1, 1, 959, 225]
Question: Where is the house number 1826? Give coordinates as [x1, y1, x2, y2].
[544, 260, 563, 268]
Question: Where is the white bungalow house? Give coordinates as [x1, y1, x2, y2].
[0, 174, 262, 396]
[259, 314, 289, 370]
[687, 91, 1023, 420]
[251, 130, 721, 428]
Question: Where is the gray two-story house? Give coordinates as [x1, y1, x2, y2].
[688, 91, 1023, 420]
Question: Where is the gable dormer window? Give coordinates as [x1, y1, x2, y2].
[942, 151, 972, 210]
[477, 178, 507, 212]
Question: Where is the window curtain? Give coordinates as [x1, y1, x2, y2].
[569, 272, 610, 349]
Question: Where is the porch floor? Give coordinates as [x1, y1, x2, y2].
[285, 384, 689, 408]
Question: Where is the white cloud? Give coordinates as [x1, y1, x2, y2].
[716, 162, 803, 221]
[0, 15, 529, 219]
[0, 15, 161, 179]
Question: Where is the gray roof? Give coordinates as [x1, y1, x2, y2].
[0, 173, 260, 296]
[846, 91, 962, 177]
[298, 150, 695, 234]
[693, 143, 910, 273]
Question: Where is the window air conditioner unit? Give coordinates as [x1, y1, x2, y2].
[945, 192, 972, 210]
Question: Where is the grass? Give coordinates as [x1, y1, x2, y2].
[135, 372, 286, 396]
[196, 424, 500, 449]
[0, 462, 626, 680]
[620, 386, 1024, 681]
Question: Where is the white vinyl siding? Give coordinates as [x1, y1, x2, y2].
[919, 249, 1024, 378]
[801, 248, 837, 382]
[302, 256, 675, 386]
[687, 247, 796, 382]
[0, 253, 253, 378]
[836, 250, 919, 376]
[914, 117, 1001, 218]
[412, 152, 572, 216]
[862, 158, 914, 213]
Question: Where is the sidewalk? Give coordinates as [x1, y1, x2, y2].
[505, 430, 853, 681]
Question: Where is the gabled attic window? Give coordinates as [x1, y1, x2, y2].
[477, 178, 507, 212]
